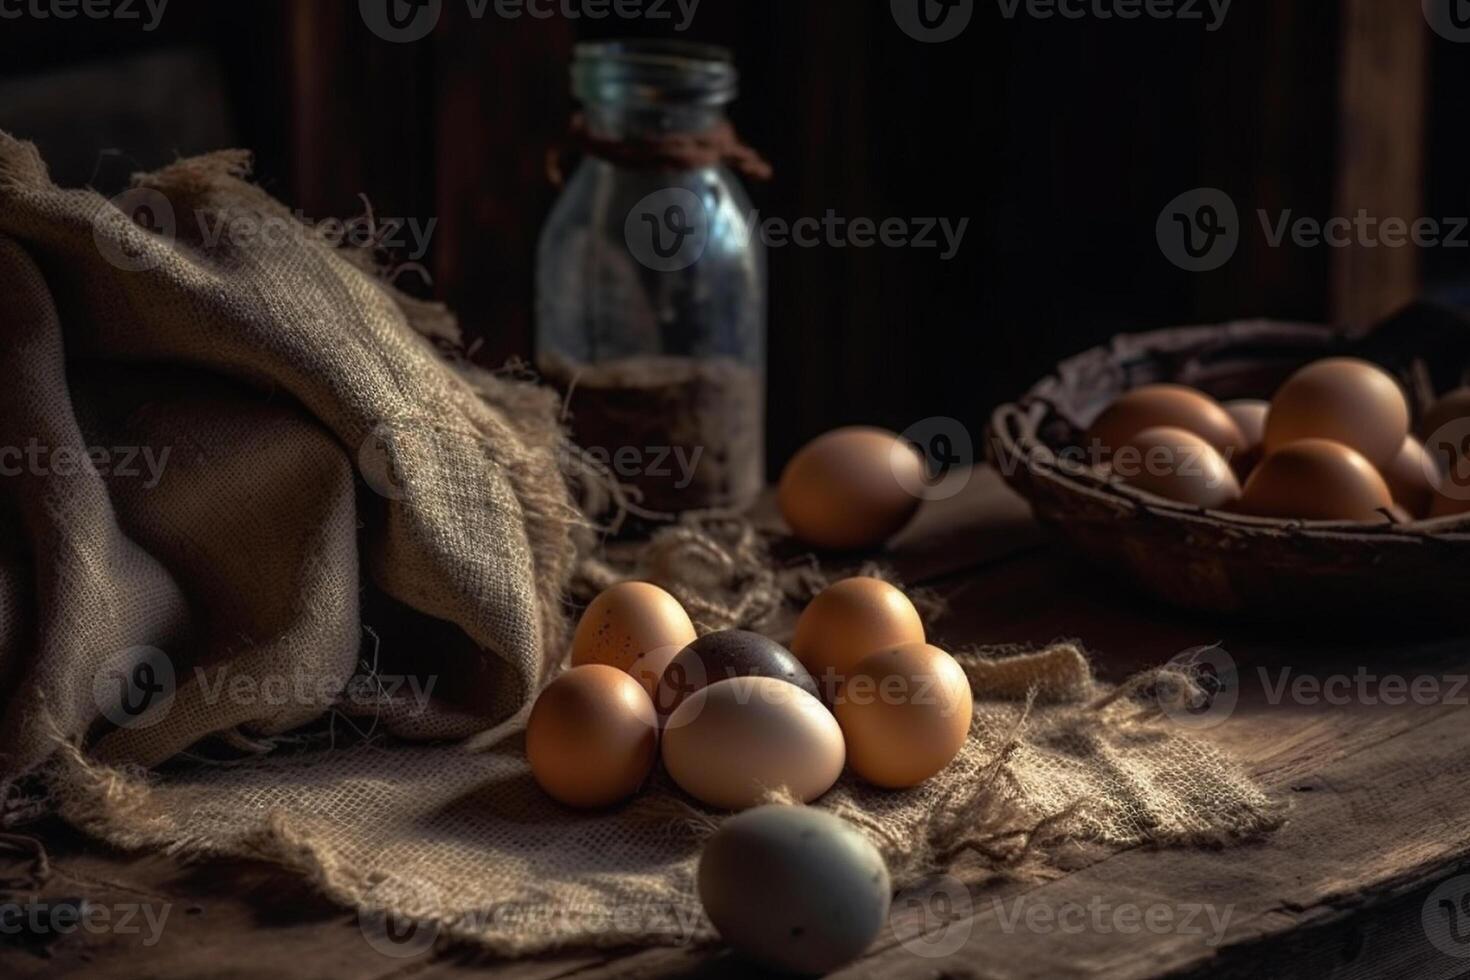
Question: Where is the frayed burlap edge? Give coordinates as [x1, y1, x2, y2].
[30, 634, 1284, 958]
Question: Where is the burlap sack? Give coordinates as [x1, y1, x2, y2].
[0, 136, 1280, 956]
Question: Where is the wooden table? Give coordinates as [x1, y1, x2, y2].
[4, 468, 1469, 979]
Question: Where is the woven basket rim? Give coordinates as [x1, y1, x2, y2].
[987, 321, 1470, 544]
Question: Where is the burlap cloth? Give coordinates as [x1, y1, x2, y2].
[0, 135, 1280, 956]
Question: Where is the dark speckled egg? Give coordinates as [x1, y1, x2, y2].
[653, 630, 818, 717]
[698, 805, 891, 974]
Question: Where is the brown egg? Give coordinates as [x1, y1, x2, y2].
[526, 665, 658, 808]
[791, 577, 926, 691]
[1086, 384, 1247, 460]
[570, 581, 697, 674]
[1110, 426, 1241, 509]
[1224, 399, 1270, 477]
[1238, 439, 1393, 522]
[1427, 418, 1470, 519]
[1430, 484, 1470, 519]
[1419, 386, 1470, 443]
[1420, 387, 1470, 484]
[777, 427, 925, 551]
[1264, 358, 1409, 466]
[661, 676, 846, 810]
[834, 643, 973, 788]
[1378, 436, 1439, 519]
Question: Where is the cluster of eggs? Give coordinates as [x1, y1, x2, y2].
[1088, 360, 1470, 522]
[525, 578, 970, 972]
[525, 577, 973, 811]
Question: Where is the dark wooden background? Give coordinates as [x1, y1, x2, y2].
[1, 0, 1463, 471]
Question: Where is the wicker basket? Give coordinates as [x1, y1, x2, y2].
[987, 304, 1470, 627]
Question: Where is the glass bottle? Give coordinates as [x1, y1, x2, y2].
[536, 40, 767, 517]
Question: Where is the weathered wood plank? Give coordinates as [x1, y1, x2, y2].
[840, 703, 1470, 979]
[4, 475, 1468, 979]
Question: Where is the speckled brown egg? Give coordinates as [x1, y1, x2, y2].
[791, 577, 926, 690]
[777, 427, 926, 551]
[570, 581, 697, 674]
[834, 643, 973, 789]
[1111, 426, 1241, 509]
[1087, 384, 1247, 459]
[526, 665, 658, 808]
[654, 630, 818, 718]
[1264, 358, 1409, 466]
[1238, 438, 1394, 522]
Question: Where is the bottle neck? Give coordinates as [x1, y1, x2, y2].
[582, 102, 729, 143]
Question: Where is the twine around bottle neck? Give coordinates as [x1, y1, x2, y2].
[547, 112, 774, 187]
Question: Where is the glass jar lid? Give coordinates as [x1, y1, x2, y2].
[572, 39, 738, 108]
